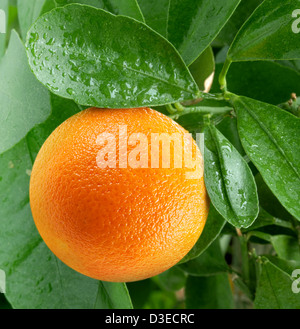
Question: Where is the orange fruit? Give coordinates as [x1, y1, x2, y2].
[29, 107, 209, 282]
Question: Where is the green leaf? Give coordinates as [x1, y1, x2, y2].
[56, 0, 144, 22]
[40, 0, 57, 14]
[0, 30, 51, 154]
[255, 173, 294, 221]
[204, 125, 259, 228]
[179, 204, 226, 264]
[26, 4, 200, 109]
[189, 46, 215, 92]
[270, 235, 300, 261]
[228, 0, 300, 62]
[94, 281, 133, 309]
[231, 95, 300, 220]
[217, 116, 245, 156]
[185, 274, 234, 309]
[154, 267, 186, 292]
[254, 257, 300, 309]
[178, 239, 229, 276]
[214, 61, 300, 105]
[0, 0, 9, 58]
[214, 0, 263, 47]
[136, 0, 169, 37]
[127, 279, 156, 309]
[263, 255, 300, 275]
[143, 290, 178, 309]
[0, 294, 12, 309]
[243, 207, 294, 233]
[17, 0, 47, 40]
[138, 0, 241, 65]
[167, 0, 241, 65]
[171, 101, 232, 134]
[0, 94, 132, 309]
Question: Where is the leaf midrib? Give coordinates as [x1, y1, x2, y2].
[236, 97, 300, 181]
[32, 37, 197, 96]
[206, 126, 241, 226]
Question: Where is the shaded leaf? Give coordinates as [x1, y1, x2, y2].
[186, 274, 234, 309]
[17, 0, 46, 40]
[179, 204, 226, 264]
[213, 61, 300, 105]
[167, 0, 241, 65]
[0, 30, 51, 154]
[214, 0, 263, 47]
[138, 0, 241, 65]
[137, 0, 169, 37]
[154, 267, 186, 292]
[0, 0, 8, 58]
[189, 46, 215, 92]
[178, 239, 229, 276]
[0, 294, 12, 309]
[127, 279, 156, 309]
[26, 4, 200, 108]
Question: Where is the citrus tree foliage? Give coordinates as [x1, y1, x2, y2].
[0, 0, 300, 309]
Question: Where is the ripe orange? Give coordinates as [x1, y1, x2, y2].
[29, 107, 209, 282]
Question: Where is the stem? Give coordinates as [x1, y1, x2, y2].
[219, 58, 232, 92]
[181, 93, 225, 107]
[239, 235, 250, 286]
[166, 104, 177, 114]
[168, 106, 233, 120]
[174, 102, 185, 112]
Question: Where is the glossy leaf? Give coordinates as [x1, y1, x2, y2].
[232, 95, 300, 220]
[55, 0, 144, 22]
[228, 0, 300, 62]
[178, 239, 229, 276]
[254, 257, 300, 309]
[26, 4, 200, 109]
[179, 205, 226, 264]
[0, 30, 51, 154]
[204, 125, 259, 228]
[186, 274, 234, 309]
[0, 94, 132, 309]
[167, 0, 241, 65]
